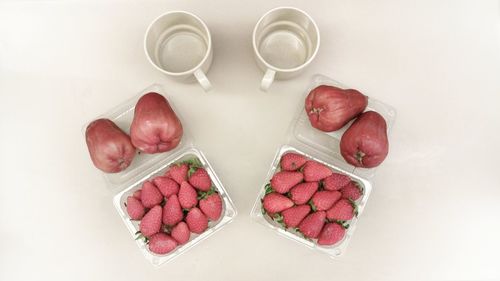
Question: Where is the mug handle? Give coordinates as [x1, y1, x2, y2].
[260, 69, 276, 91]
[194, 69, 213, 92]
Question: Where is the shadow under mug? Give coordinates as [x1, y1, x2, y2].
[253, 7, 320, 91]
[144, 11, 213, 91]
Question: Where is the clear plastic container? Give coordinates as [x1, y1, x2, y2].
[250, 74, 396, 258]
[84, 84, 237, 266]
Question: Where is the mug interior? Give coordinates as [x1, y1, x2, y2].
[145, 12, 210, 75]
[253, 7, 319, 72]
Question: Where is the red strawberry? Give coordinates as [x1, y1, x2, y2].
[178, 181, 198, 209]
[281, 205, 311, 228]
[311, 191, 341, 211]
[340, 182, 362, 201]
[171, 221, 190, 244]
[270, 171, 303, 193]
[188, 168, 212, 191]
[133, 189, 142, 200]
[289, 182, 318, 205]
[139, 205, 162, 237]
[298, 211, 326, 238]
[199, 193, 223, 221]
[140, 181, 163, 208]
[148, 233, 178, 254]
[326, 199, 355, 221]
[303, 160, 333, 182]
[318, 223, 345, 245]
[280, 152, 307, 171]
[323, 173, 351, 191]
[167, 164, 188, 184]
[162, 195, 183, 226]
[262, 193, 294, 214]
[126, 196, 145, 220]
[186, 207, 208, 234]
[153, 176, 179, 197]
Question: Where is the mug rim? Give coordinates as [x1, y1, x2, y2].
[252, 6, 320, 73]
[144, 10, 212, 77]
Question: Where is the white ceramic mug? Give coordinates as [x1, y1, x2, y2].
[253, 7, 320, 91]
[145, 11, 213, 91]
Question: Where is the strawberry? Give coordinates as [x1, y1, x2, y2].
[126, 196, 145, 220]
[139, 205, 162, 237]
[171, 221, 190, 244]
[166, 163, 188, 184]
[270, 171, 303, 193]
[133, 189, 142, 200]
[262, 193, 294, 214]
[323, 173, 351, 191]
[199, 193, 223, 221]
[318, 223, 345, 245]
[326, 199, 355, 221]
[303, 160, 333, 182]
[340, 182, 363, 201]
[298, 211, 326, 238]
[289, 182, 318, 205]
[178, 181, 198, 209]
[186, 207, 208, 234]
[162, 195, 183, 226]
[148, 233, 178, 254]
[311, 191, 341, 211]
[281, 205, 311, 228]
[153, 176, 179, 197]
[280, 152, 307, 171]
[188, 168, 212, 191]
[140, 181, 163, 208]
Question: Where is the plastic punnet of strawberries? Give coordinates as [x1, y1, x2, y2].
[124, 157, 224, 255]
[261, 152, 363, 246]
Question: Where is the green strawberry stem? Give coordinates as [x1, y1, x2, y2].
[325, 218, 351, 229]
[334, 220, 350, 229]
[296, 230, 313, 242]
[182, 158, 203, 174]
[197, 187, 217, 200]
[348, 199, 359, 217]
[188, 166, 197, 178]
[273, 213, 286, 228]
[353, 181, 364, 195]
[183, 157, 203, 168]
[134, 232, 149, 243]
[273, 213, 283, 222]
[308, 199, 317, 212]
[264, 183, 273, 195]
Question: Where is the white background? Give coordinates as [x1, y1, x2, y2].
[1, 0, 499, 280]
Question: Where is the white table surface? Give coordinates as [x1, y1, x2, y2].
[1, 1, 499, 280]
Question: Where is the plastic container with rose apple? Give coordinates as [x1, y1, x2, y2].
[84, 84, 237, 266]
[250, 74, 396, 258]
